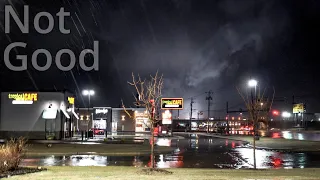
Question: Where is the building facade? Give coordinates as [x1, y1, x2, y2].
[74, 108, 151, 135]
[0, 91, 78, 140]
[74, 107, 112, 135]
[111, 108, 135, 133]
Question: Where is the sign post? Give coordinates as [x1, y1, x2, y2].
[293, 103, 305, 126]
[162, 110, 172, 125]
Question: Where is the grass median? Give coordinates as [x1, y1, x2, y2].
[25, 143, 175, 156]
[8, 166, 320, 180]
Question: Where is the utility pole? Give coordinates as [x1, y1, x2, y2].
[293, 95, 296, 126]
[226, 102, 230, 134]
[206, 91, 213, 133]
[189, 97, 195, 132]
[190, 97, 194, 120]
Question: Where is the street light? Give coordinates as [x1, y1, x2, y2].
[281, 111, 291, 131]
[248, 79, 258, 98]
[82, 89, 94, 105]
[83, 90, 94, 96]
[82, 89, 94, 140]
[247, 78, 258, 170]
[248, 79, 258, 88]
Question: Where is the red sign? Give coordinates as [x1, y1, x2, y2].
[154, 127, 159, 137]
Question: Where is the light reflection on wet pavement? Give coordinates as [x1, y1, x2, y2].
[20, 134, 320, 169]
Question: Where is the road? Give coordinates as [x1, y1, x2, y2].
[21, 133, 320, 169]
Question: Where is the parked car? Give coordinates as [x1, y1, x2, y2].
[93, 129, 104, 135]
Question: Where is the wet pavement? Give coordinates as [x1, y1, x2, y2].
[20, 134, 320, 169]
[278, 131, 320, 141]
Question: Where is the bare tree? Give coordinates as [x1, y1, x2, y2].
[237, 86, 275, 169]
[122, 71, 163, 169]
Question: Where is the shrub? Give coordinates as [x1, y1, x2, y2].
[0, 137, 28, 173]
[46, 133, 55, 140]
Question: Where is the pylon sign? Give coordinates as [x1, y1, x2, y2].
[293, 103, 304, 114]
[162, 110, 172, 124]
[161, 98, 183, 110]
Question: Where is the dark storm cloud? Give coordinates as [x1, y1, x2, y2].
[91, 0, 290, 117]
[2, 0, 319, 116]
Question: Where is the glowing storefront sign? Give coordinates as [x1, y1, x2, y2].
[161, 98, 183, 110]
[68, 97, 74, 104]
[95, 109, 108, 114]
[8, 93, 38, 104]
[162, 110, 172, 124]
[135, 110, 150, 132]
[134, 110, 149, 118]
[42, 108, 58, 119]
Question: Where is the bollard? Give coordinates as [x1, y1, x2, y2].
[81, 131, 84, 141]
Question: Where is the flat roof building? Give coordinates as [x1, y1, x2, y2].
[0, 91, 78, 140]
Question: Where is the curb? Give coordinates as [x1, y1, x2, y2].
[25, 149, 174, 156]
[245, 144, 320, 152]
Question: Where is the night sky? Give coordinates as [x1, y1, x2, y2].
[1, 0, 320, 118]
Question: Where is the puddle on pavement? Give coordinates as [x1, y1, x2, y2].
[21, 137, 320, 169]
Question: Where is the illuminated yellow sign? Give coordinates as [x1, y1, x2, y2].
[68, 97, 74, 104]
[293, 103, 304, 113]
[161, 98, 183, 110]
[8, 93, 38, 104]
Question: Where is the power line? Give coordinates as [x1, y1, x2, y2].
[187, 92, 206, 99]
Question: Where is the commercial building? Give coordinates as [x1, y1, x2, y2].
[74, 107, 112, 135]
[0, 91, 155, 140]
[73, 108, 151, 136]
[0, 91, 78, 140]
[111, 108, 150, 134]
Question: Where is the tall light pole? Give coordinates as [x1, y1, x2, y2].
[248, 79, 257, 170]
[282, 111, 291, 130]
[248, 79, 257, 96]
[83, 89, 94, 139]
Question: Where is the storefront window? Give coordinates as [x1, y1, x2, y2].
[93, 119, 106, 129]
[135, 118, 150, 132]
[112, 122, 117, 132]
[45, 119, 56, 140]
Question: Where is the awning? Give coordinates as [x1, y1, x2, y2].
[72, 110, 79, 120]
[42, 108, 58, 119]
[61, 109, 70, 119]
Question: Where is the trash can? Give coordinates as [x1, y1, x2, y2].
[88, 131, 93, 138]
[254, 135, 260, 140]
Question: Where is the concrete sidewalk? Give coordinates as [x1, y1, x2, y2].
[176, 132, 320, 152]
[70, 134, 185, 141]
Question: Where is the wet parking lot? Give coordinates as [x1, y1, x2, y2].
[21, 134, 320, 169]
